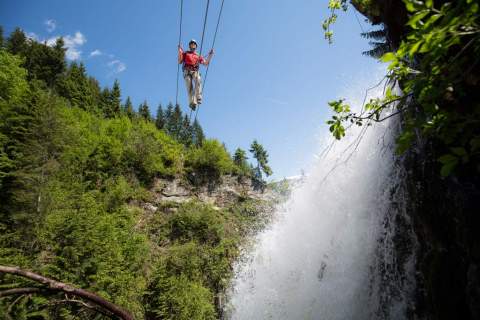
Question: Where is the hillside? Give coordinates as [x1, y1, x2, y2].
[0, 27, 277, 319]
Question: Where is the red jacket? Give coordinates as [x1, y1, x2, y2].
[183, 51, 205, 70]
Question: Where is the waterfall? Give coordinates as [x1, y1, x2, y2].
[225, 79, 417, 320]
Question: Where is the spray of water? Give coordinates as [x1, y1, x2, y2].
[225, 75, 416, 320]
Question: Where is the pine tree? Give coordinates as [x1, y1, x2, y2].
[0, 26, 4, 49]
[233, 148, 247, 167]
[109, 79, 121, 117]
[180, 114, 192, 146]
[124, 96, 135, 119]
[169, 104, 183, 138]
[191, 118, 205, 147]
[155, 104, 165, 130]
[87, 76, 101, 109]
[51, 37, 67, 78]
[249, 140, 273, 179]
[164, 103, 174, 133]
[57, 62, 94, 111]
[99, 87, 111, 116]
[6, 28, 27, 55]
[138, 100, 151, 121]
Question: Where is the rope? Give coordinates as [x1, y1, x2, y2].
[194, 0, 225, 123]
[199, 0, 211, 57]
[202, 0, 224, 92]
[352, 7, 366, 34]
[175, 0, 184, 107]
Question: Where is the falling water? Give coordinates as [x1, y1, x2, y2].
[226, 78, 417, 320]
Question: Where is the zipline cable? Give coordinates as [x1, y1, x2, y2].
[175, 0, 184, 107]
[194, 0, 225, 122]
[201, 0, 224, 92]
[199, 0, 211, 57]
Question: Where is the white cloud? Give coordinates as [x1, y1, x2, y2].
[34, 31, 86, 60]
[89, 49, 102, 57]
[107, 59, 127, 74]
[31, 31, 85, 60]
[45, 19, 57, 33]
[26, 32, 39, 41]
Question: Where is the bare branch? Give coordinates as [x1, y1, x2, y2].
[0, 287, 43, 297]
[0, 266, 134, 320]
[48, 297, 114, 319]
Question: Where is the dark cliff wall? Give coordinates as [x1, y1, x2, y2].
[405, 136, 480, 319]
[352, 0, 480, 318]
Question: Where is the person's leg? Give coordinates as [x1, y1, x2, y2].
[193, 71, 203, 104]
[183, 71, 196, 106]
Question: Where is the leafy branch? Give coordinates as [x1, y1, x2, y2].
[322, 0, 348, 44]
[325, 0, 480, 176]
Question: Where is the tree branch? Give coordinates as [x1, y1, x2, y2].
[352, 93, 412, 122]
[49, 296, 115, 319]
[0, 287, 43, 297]
[0, 266, 134, 320]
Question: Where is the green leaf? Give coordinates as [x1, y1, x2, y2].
[439, 156, 459, 177]
[407, 10, 430, 29]
[380, 52, 396, 63]
[450, 147, 466, 157]
[438, 154, 457, 164]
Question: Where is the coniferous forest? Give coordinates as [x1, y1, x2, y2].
[0, 27, 274, 319]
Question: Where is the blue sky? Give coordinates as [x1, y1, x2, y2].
[1, 0, 383, 179]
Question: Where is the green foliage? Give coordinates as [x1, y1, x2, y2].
[0, 27, 272, 319]
[155, 103, 165, 129]
[191, 118, 205, 147]
[124, 96, 135, 119]
[186, 139, 235, 185]
[39, 190, 149, 318]
[0, 50, 29, 103]
[23, 37, 66, 87]
[109, 79, 122, 117]
[6, 27, 27, 55]
[148, 273, 216, 320]
[56, 62, 100, 112]
[138, 100, 151, 121]
[233, 147, 253, 179]
[361, 28, 391, 58]
[326, 0, 480, 177]
[168, 204, 225, 245]
[322, 0, 349, 44]
[0, 26, 4, 48]
[144, 200, 266, 319]
[59, 110, 183, 184]
[249, 140, 273, 188]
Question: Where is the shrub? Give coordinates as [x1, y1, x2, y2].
[186, 139, 234, 185]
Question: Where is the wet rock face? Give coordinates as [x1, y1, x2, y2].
[404, 141, 480, 320]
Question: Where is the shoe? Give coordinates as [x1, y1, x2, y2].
[189, 103, 197, 111]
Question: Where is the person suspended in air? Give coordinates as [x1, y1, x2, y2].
[178, 39, 214, 110]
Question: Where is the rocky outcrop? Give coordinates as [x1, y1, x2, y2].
[139, 175, 276, 214]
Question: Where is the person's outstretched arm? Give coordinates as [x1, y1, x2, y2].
[202, 49, 215, 65]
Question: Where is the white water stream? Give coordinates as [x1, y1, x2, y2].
[226, 80, 416, 320]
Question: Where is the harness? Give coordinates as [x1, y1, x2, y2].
[182, 51, 202, 72]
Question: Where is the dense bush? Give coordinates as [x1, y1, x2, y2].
[186, 139, 235, 185]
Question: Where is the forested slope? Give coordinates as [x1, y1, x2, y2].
[0, 27, 275, 319]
